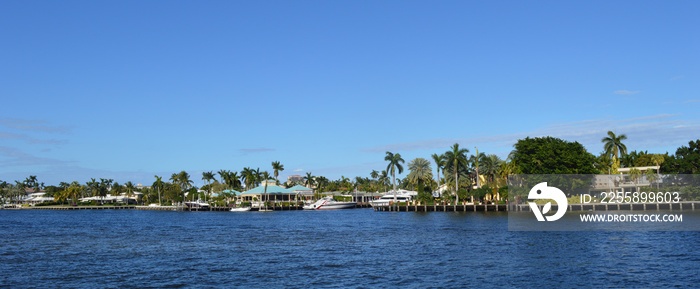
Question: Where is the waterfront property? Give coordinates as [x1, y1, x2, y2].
[287, 185, 314, 200]
[237, 185, 299, 203]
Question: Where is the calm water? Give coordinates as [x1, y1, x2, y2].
[1, 209, 698, 288]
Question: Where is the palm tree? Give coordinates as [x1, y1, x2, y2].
[443, 143, 469, 204]
[480, 155, 503, 203]
[644, 169, 658, 190]
[176, 171, 193, 205]
[378, 170, 390, 192]
[261, 171, 272, 208]
[602, 131, 628, 163]
[481, 155, 503, 186]
[650, 154, 665, 190]
[228, 171, 242, 191]
[124, 181, 136, 205]
[315, 176, 327, 200]
[272, 161, 284, 184]
[629, 168, 641, 192]
[202, 171, 215, 203]
[241, 167, 256, 190]
[431, 153, 445, 191]
[469, 151, 486, 188]
[153, 175, 164, 206]
[384, 151, 405, 204]
[303, 172, 315, 189]
[408, 158, 433, 187]
[218, 169, 229, 186]
[86, 178, 99, 197]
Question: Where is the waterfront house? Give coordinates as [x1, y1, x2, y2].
[238, 185, 299, 203]
[288, 185, 314, 200]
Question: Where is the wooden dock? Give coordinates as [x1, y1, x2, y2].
[373, 204, 507, 212]
[516, 201, 700, 212]
[29, 206, 136, 210]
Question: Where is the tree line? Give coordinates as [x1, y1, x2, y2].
[2, 133, 699, 205]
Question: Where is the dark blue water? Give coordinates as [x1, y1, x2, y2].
[1, 209, 698, 288]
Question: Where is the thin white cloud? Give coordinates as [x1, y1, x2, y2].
[293, 168, 304, 172]
[614, 90, 641, 95]
[0, 146, 71, 167]
[0, 118, 72, 134]
[0, 132, 66, 145]
[362, 114, 700, 155]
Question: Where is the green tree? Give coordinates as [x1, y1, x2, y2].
[271, 161, 284, 184]
[511, 137, 599, 199]
[602, 131, 628, 163]
[124, 181, 136, 205]
[431, 153, 445, 190]
[261, 171, 272, 207]
[202, 171, 215, 202]
[153, 175, 164, 206]
[407, 158, 433, 187]
[385, 151, 405, 203]
[629, 168, 641, 192]
[513, 137, 598, 175]
[662, 140, 700, 174]
[242, 167, 259, 190]
[443, 143, 469, 204]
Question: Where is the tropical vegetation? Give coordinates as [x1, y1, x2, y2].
[3, 134, 700, 206]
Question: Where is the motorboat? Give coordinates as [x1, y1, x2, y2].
[370, 193, 413, 207]
[303, 196, 356, 210]
[230, 207, 251, 212]
[184, 200, 210, 208]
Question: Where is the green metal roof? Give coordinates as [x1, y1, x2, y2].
[240, 185, 296, 195]
[288, 185, 313, 191]
[222, 189, 241, 194]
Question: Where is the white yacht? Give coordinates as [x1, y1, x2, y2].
[303, 196, 356, 210]
[230, 207, 251, 212]
[370, 193, 413, 207]
[184, 200, 210, 209]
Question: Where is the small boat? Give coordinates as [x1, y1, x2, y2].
[230, 207, 251, 212]
[303, 196, 356, 210]
[184, 200, 210, 208]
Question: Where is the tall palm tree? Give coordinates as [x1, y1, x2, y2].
[443, 143, 469, 204]
[230, 171, 242, 191]
[124, 181, 136, 205]
[271, 161, 284, 184]
[469, 151, 487, 188]
[384, 151, 405, 203]
[644, 169, 658, 190]
[629, 168, 642, 192]
[650, 154, 665, 189]
[261, 171, 272, 207]
[602, 131, 628, 162]
[378, 170, 390, 192]
[153, 175, 164, 206]
[431, 153, 445, 191]
[313, 176, 327, 200]
[202, 171, 215, 202]
[177, 171, 193, 204]
[303, 172, 315, 189]
[481, 155, 503, 185]
[480, 154, 503, 202]
[218, 169, 229, 186]
[241, 167, 256, 190]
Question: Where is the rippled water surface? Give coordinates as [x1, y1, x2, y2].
[1, 209, 698, 288]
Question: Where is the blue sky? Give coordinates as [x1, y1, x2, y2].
[1, 1, 698, 186]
